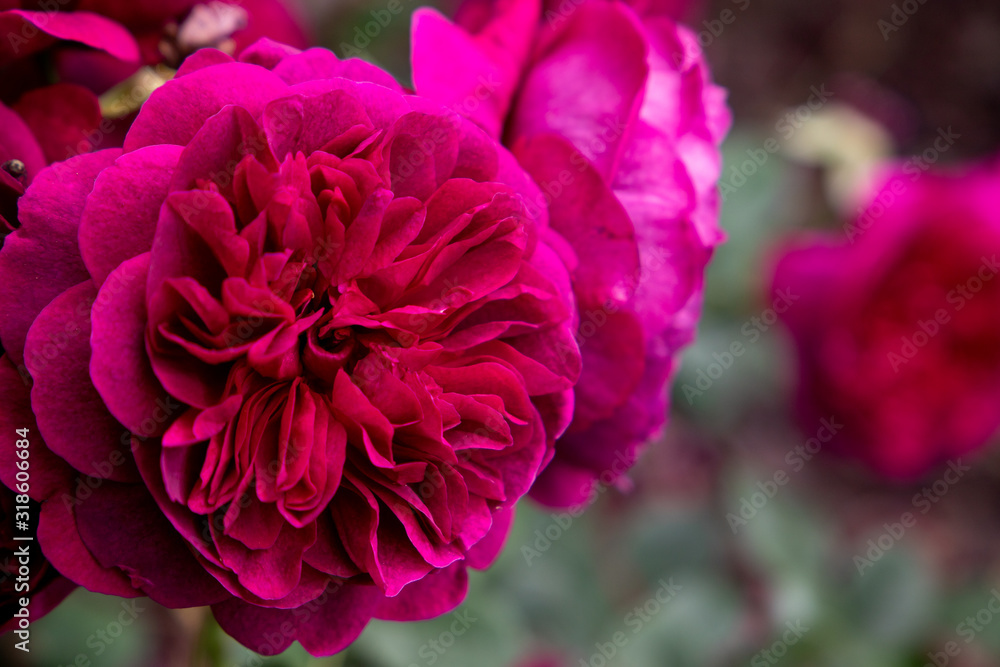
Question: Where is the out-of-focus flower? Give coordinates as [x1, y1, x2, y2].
[0, 0, 310, 262]
[617, 0, 699, 20]
[0, 0, 310, 103]
[0, 484, 76, 635]
[772, 161, 1000, 478]
[411, 0, 730, 507]
[0, 39, 581, 655]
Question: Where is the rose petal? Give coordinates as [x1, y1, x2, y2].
[212, 581, 382, 657]
[73, 482, 230, 607]
[375, 562, 469, 621]
[0, 100, 46, 184]
[509, 2, 649, 181]
[79, 144, 183, 287]
[123, 62, 289, 152]
[0, 10, 140, 65]
[24, 281, 138, 481]
[0, 355, 74, 501]
[12, 83, 101, 165]
[90, 253, 176, 437]
[38, 497, 139, 597]
[0, 149, 119, 364]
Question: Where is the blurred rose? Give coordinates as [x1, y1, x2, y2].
[0, 0, 310, 102]
[0, 0, 310, 258]
[616, 0, 699, 20]
[772, 161, 1000, 478]
[411, 0, 729, 507]
[0, 39, 582, 655]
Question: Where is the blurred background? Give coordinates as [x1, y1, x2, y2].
[8, 0, 1000, 666]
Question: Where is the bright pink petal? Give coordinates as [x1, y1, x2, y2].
[411, 0, 539, 137]
[0, 10, 139, 65]
[123, 62, 289, 152]
[509, 2, 649, 181]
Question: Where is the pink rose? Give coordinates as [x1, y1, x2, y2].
[411, 0, 730, 506]
[772, 161, 1000, 478]
[0, 40, 581, 655]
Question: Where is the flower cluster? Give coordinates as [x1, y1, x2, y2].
[0, 0, 728, 656]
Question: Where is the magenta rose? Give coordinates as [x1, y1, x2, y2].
[0, 39, 581, 655]
[411, 0, 730, 506]
[772, 161, 1000, 478]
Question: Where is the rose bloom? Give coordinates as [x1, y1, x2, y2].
[772, 162, 1000, 478]
[0, 39, 582, 654]
[411, 0, 730, 506]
